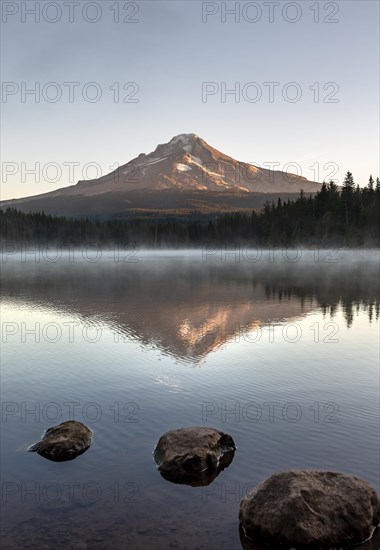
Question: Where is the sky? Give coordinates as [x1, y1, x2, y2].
[1, 0, 379, 199]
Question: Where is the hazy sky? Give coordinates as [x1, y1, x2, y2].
[1, 0, 379, 199]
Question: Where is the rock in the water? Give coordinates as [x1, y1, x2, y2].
[154, 426, 235, 486]
[28, 421, 93, 462]
[239, 470, 380, 549]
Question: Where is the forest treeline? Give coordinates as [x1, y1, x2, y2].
[1, 173, 379, 247]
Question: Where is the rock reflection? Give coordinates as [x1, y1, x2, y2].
[239, 524, 380, 550]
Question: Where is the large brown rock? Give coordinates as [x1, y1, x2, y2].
[239, 470, 380, 549]
[154, 426, 235, 486]
[28, 420, 93, 462]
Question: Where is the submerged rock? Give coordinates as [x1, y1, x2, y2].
[153, 426, 235, 486]
[239, 470, 380, 549]
[28, 420, 93, 462]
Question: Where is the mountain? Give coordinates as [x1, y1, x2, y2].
[1, 133, 321, 218]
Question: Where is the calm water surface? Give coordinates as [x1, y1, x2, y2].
[1, 250, 379, 549]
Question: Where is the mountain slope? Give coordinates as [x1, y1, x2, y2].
[1, 133, 321, 218]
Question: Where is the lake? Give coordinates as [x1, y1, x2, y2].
[1, 248, 379, 549]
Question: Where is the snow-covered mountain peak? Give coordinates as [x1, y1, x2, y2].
[169, 133, 198, 142]
[114, 132, 321, 194]
[151, 133, 201, 158]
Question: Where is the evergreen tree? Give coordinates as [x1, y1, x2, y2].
[341, 171, 355, 226]
[342, 171, 355, 190]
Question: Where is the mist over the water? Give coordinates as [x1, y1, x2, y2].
[2, 247, 379, 351]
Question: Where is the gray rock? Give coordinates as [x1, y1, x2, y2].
[28, 421, 93, 462]
[239, 470, 380, 549]
[154, 426, 235, 486]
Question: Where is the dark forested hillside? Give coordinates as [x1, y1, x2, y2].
[1, 173, 379, 248]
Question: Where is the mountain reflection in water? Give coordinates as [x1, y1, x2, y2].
[1, 251, 378, 362]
